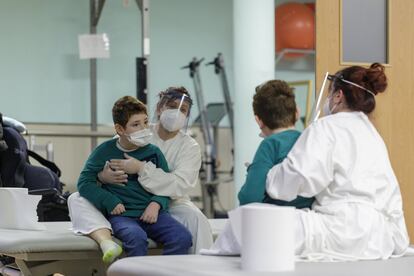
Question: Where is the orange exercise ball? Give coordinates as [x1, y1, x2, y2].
[275, 2, 315, 58]
[304, 3, 315, 13]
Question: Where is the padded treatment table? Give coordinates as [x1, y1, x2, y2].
[0, 222, 160, 276]
[0, 219, 226, 276]
[107, 254, 414, 276]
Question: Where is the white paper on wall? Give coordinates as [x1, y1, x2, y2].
[78, 33, 110, 59]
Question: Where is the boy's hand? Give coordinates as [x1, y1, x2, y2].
[109, 153, 145, 175]
[98, 161, 128, 185]
[111, 203, 126, 215]
[140, 202, 160, 224]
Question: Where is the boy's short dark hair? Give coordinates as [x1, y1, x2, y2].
[112, 96, 147, 127]
[252, 80, 296, 129]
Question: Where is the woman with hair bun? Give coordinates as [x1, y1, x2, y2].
[266, 63, 409, 260]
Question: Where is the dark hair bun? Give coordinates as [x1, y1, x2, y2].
[366, 62, 387, 94]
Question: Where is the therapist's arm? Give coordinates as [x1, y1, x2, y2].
[266, 123, 334, 201]
[98, 162, 128, 185]
[138, 141, 201, 198]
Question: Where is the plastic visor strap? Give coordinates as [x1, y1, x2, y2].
[310, 72, 329, 123]
[340, 79, 376, 97]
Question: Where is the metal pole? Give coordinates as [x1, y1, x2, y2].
[90, 0, 98, 150]
[207, 53, 234, 139]
[137, 0, 150, 58]
[89, 0, 105, 150]
[136, 0, 150, 103]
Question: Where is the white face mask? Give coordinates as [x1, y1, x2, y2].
[323, 97, 337, 116]
[323, 99, 331, 116]
[127, 128, 152, 147]
[160, 109, 187, 132]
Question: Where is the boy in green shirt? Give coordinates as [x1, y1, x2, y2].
[77, 96, 192, 261]
[238, 80, 314, 208]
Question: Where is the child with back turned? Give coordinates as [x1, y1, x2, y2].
[238, 80, 314, 208]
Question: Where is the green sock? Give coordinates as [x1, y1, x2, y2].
[100, 240, 123, 264]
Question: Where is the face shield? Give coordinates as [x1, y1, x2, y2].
[309, 72, 331, 124]
[153, 89, 193, 133]
[309, 72, 377, 124]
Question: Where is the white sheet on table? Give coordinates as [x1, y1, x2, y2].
[0, 188, 46, 230]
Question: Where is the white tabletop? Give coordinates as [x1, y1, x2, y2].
[107, 254, 414, 276]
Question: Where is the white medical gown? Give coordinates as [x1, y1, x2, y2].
[139, 125, 201, 205]
[266, 111, 409, 260]
[139, 125, 213, 253]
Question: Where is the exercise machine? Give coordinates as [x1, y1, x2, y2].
[182, 58, 217, 218]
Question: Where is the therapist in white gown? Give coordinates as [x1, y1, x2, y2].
[69, 87, 213, 255]
[266, 63, 409, 260]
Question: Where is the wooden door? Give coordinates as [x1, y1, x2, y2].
[316, 0, 414, 241]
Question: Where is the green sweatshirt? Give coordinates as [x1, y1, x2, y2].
[238, 129, 314, 208]
[77, 139, 170, 217]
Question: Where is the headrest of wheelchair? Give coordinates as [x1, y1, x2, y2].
[2, 116, 27, 134]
